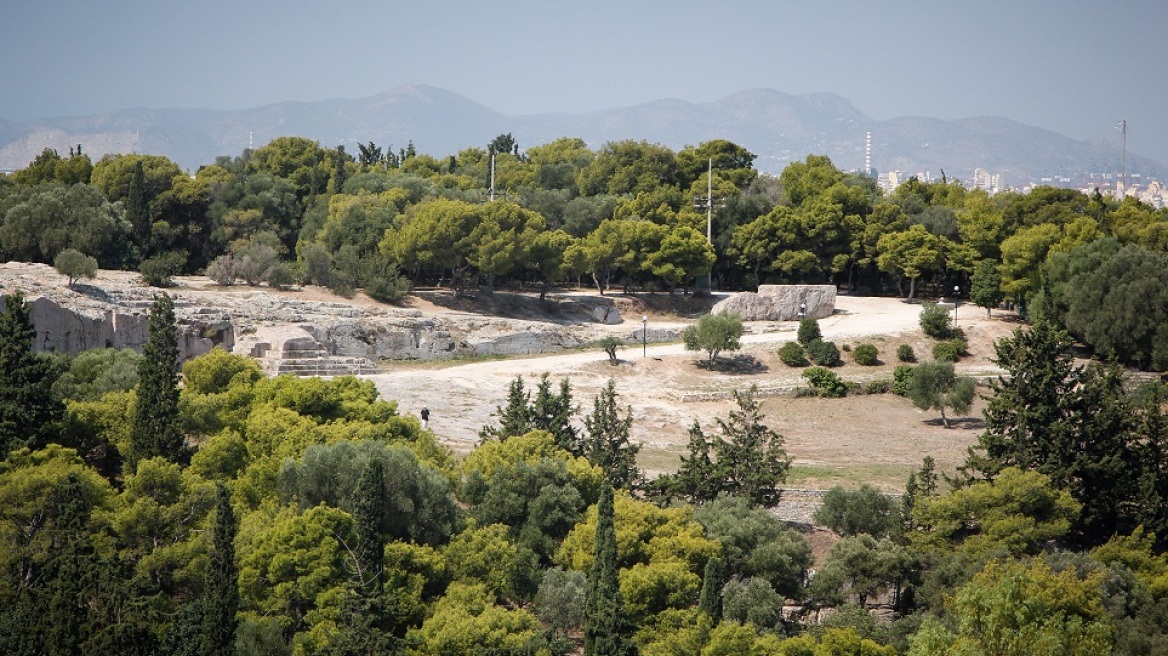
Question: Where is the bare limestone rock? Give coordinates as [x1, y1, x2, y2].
[711, 285, 836, 321]
[590, 305, 622, 324]
[0, 261, 646, 376]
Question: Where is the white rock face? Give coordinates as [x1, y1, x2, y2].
[0, 262, 635, 376]
[711, 285, 836, 321]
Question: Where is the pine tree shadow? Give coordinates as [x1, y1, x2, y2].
[698, 354, 768, 375]
[922, 417, 986, 430]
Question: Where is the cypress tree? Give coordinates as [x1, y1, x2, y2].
[128, 293, 184, 469]
[698, 556, 725, 621]
[45, 473, 95, 656]
[329, 145, 348, 194]
[329, 457, 402, 656]
[584, 483, 636, 656]
[352, 458, 386, 594]
[0, 292, 63, 456]
[202, 483, 238, 656]
[125, 160, 150, 254]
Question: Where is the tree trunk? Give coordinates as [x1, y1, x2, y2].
[940, 407, 950, 428]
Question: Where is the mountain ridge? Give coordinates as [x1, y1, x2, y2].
[0, 83, 1158, 186]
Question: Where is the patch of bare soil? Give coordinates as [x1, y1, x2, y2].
[364, 291, 1019, 496]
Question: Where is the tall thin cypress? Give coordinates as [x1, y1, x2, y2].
[125, 160, 150, 253]
[698, 556, 725, 621]
[202, 483, 238, 656]
[129, 293, 183, 469]
[0, 292, 63, 456]
[352, 458, 386, 594]
[584, 483, 636, 656]
[328, 458, 401, 655]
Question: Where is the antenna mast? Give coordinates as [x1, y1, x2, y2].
[706, 157, 713, 242]
[1118, 119, 1127, 196]
[865, 131, 872, 177]
[489, 152, 496, 201]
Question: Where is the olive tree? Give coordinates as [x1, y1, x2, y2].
[682, 311, 744, 365]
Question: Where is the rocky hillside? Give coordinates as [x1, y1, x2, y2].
[0, 262, 658, 375]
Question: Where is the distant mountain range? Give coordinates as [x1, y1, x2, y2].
[1, 84, 1160, 187]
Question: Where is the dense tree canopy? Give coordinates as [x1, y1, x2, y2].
[6, 131, 1168, 655]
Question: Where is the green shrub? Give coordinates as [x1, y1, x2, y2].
[853, 344, 879, 366]
[328, 278, 356, 298]
[892, 365, 914, 396]
[806, 339, 842, 367]
[897, 344, 916, 362]
[797, 318, 822, 346]
[802, 367, 848, 398]
[778, 341, 808, 367]
[139, 251, 186, 287]
[265, 262, 295, 290]
[364, 271, 410, 304]
[933, 338, 968, 362]
[864, 380, 890, 395]
[919, 302, 953, 339]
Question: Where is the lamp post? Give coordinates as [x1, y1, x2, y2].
[953, 285, 959, 327]
[799, 302, 806, 321]
[642, 315, 648, 358]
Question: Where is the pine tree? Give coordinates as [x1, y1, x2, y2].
[202, 484, 238, 656]
[584, 483, 636, 656]
[0, 292, 63, 456]
[714, 386, 791, 508]
[532, 373, 580, 455]
[128, 293, 184, 470]
[698, 556, 725, 621]
[646, 421, 721, 504]
[479, 375, 533, 442]
[582, 380, 641, 490]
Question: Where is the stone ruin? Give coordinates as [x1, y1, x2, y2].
[710, 284, 836, 321]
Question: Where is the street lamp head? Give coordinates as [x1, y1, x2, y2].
[642, 314, 648, 323]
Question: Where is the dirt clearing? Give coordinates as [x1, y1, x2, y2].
[365, 294, 1017, 493]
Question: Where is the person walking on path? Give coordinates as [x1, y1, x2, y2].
[420, 407, 430, 429]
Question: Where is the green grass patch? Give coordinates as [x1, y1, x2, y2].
[787, 463, 914, 491]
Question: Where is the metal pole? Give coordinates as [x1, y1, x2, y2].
[642, 315, 648, 357]
[706, 157, 713, 243]
[953, 286, 959, 327]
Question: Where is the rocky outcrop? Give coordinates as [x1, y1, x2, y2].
[711, 285, 836, 321]
[14, 280, 234, 362]
[0, 262, 644, 376]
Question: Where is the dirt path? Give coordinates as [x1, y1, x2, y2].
[366, 296, 1012, 491]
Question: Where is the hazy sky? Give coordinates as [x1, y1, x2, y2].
[2, 0, 1165, 163]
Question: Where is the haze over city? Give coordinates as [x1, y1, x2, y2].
[2, 0, 1165, 162]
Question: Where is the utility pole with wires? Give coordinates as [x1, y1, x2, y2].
[692, 158, 723, 293]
